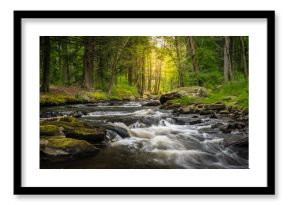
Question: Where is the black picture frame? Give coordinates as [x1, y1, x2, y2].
[14, 10, 275, 195]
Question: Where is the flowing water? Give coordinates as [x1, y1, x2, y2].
[40, 101, 248, 169]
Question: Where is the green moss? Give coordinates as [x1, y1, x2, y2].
[40, 94, 77, 106]
[40, 125, 60, 136]
[41, 117, 87, 131]
[168, 80, 248, 110]
[42, 136, 84, 149]
[40, 136, 97, 155]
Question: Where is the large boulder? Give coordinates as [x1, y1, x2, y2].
[160, 92, 182, 104]
[171, 86, 208, 97]
[40, 136, 98, 159]
[41, 116, 106, 143]
[64, 127, 106, 143]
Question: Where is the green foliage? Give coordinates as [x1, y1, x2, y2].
[111, 84, 139, 100]
[169, 80, 248, 109]
[40, 36, 248, 107]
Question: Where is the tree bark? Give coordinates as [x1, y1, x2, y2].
[128, 53, 133, 86]
[188, 36, 200, 85]
[147, 55, 152, 93]
[41, 37, 51, 92]
[83, 37, 95, 90]
[63, 37, 70, 85]
[224, 36, 232, 81]
[140, 51, 146, 96]
[240, 36, 248, 79]
[174, 37, 184, 87]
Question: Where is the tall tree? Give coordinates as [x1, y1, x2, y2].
[147, 54, 152, 93]
[188, 36, 200, 85]
[223, 36, 232, 81]
[140, 49, 146, 96]
[108, 37, 129, 96]
[174, 36, 184, 87]
[83, 37, 95, 90]
[63, 37, 70, 85]
[41, 36, 51, 92]
[240, 36, 248, 79]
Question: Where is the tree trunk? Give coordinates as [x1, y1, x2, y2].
[224, 36, 232, 81]
[41, 37, 51, 92]
[147, 55, 152, 93]
[188, 36, 200, 85]
[63, 37, 70, 85]
[174, 37, 184, 87]
[188, 36, 199, 73]
[140, 51, 146, 96]
[153, 59, 159, 94]
[240, 36, 248, 79]
[83, 37, 95, 90]
[128, 53, 133, 86]
[108, 37, 129, 96]
[156, 59, 162, 94]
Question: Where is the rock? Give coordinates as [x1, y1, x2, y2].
[199, 109, 213, 115]
[219, 123, 232, 133]
[219, 110, 230, 115]
[178, 106, 192, 114]
[210, 112, 218, 118]
[173, 117, 202, 125]
[177, 105, 198, 114]
[40, 125, 61, 136]
[159, 102, 181, 110]
[159, 92, 182, 104]
[219, 122, 246, 133]
[64, 127, 106, 144]
[41, 117, 106, 143]
[171, 86, 208, 97]
[73, 111, 84, 118]
[211, 122, 224, 129]
[40, 136, 98, 159]
[102, 124, 131, 139]
[129, 96, 136, 101]
[143, 100, 161, 106]
[204, 103, 225, 110]
[224, 137, 249, 148]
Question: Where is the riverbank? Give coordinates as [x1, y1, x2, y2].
[40, 85, 141, 107]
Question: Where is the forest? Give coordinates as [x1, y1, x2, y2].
[40, 36, 249, 169]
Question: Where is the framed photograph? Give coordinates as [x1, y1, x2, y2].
[14, 10, 275, 195]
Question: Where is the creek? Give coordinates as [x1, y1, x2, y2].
[40, 101, 248, 169]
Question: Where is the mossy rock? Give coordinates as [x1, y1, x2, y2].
[64, 127, 106, 143]
[40, 94, 77, 107]
[172, 86, 208, 97]
[41, 116, 88, 130]
[40, 125, 61, 136]
[41, 117, 106, 143]
[40, 136, 98, 158]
